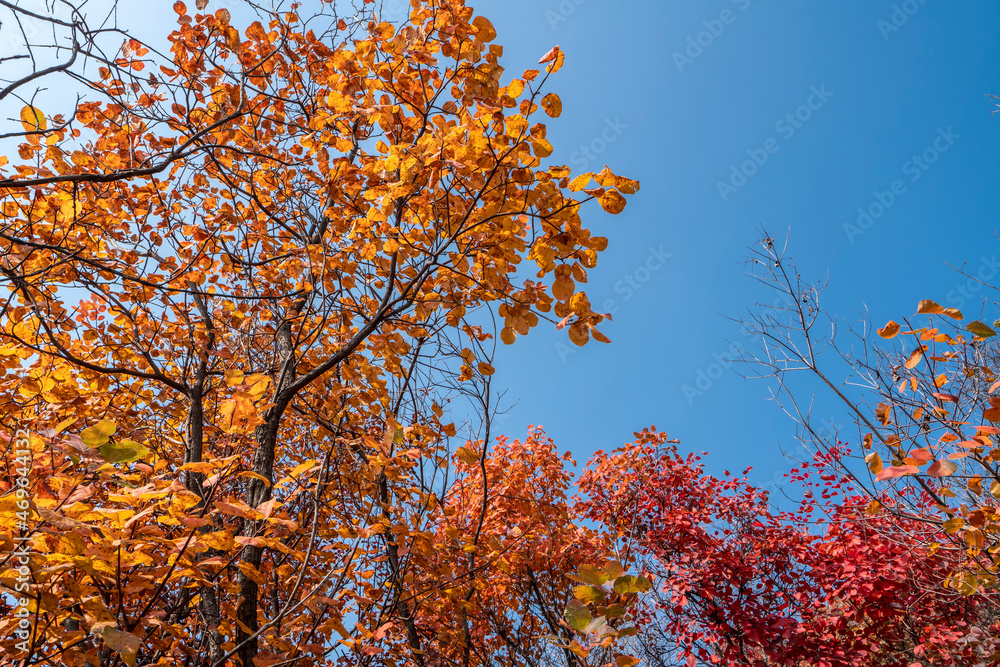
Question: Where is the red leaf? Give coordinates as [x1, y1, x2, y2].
[875, 465, 919, 481]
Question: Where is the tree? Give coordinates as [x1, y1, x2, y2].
[0, 1, 638, 665]
[578, 434, 1000, 666]
[739, 232, 1000, 599]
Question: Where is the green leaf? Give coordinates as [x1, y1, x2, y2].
[613, 574, 653, 595]
[576, 564, 610, 586]
[603, 602, 627, 618]
[573, 584, 605, 604]
[82, 419, 117, 448]
[100, 439, 149, 464]
[967, 321, 997, 338]
[564, 598, 592, 632]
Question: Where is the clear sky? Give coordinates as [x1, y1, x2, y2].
[463, 0, 1000, 492]
[86, 0, 1000, 496]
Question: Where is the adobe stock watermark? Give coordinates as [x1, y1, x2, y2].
[570, 117, 628, 171]
[672, 0, 753, 74]
[717, 85, 834, 202]
[555, 245, 673, 363]
[843, 126, 959, 244]
[758, 417, 837, 507]
[878, 0, 930, 41]
[380, 0, 410, 22]
[682, 282, 813, 405]
[1, 0, 63, 58]
[544, 0, 588, 30]
[945, 255, 1000, 311]
[681, 340, 747, 404]
[6, 429, 33, 653]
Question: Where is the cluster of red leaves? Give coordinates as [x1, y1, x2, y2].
[578, 435, 1000, 666]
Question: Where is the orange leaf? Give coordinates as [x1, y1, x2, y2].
[568, 322, 589, 346]
[472, 16, 496, 42]
[541, 93, 562, 118]
[539, 45, 561, 65]
[904, 346, 926, 369]
[916, 299, 944, 315]
[877, 320, 900, 339]
[598, 190, 627, 215]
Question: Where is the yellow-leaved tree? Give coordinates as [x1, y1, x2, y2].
[0, 1, 639, 666]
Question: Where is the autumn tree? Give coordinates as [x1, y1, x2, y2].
[0, 1, 637, 665]
[577, 434, 1000, 666]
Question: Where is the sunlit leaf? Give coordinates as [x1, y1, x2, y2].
[565, 598, 592, 632]
[967, 321, 997, 338]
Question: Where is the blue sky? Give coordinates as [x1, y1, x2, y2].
[469, 0, 1000, 491]
[85, 0, 1000, 495]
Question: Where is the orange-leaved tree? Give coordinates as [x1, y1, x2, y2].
[0, 1, 638, 665]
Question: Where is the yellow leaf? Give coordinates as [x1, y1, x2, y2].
[180, 461, 219, 474]
[478, 362, 495, 376]
[532, 138, 553, 157]
[568, 639, 590, 659]
[569, 173, 593, 191]
[238, 561, 268, 585]
[538, 45, 565, 73]
[865, 452, 883, 474]
[54, 417, 77, 434]
[472, 16, 496, 42]
[541, 93, 562, 118]
[238, 471, 272, 486]
[598, 190, 627, 215]
[285, 460, 319, 483]
[199, 530, 235, 551]
[614, 176, 640, 194]
[943, 516, 965, 534]
[82, 419, 117, 447]
[20, 105, 46, 132]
